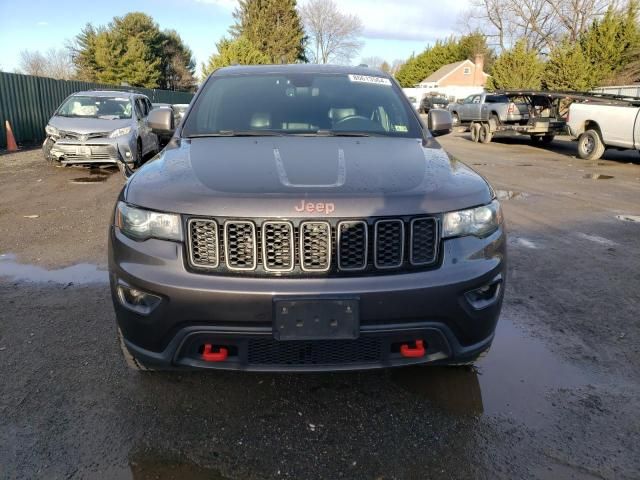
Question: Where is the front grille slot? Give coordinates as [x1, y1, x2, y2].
[188, 219, 219, 268]
[374, 219, 405, 269]
[224, 221, 257, 271]
[337, 220, 368, 271]
[247, 337, 383, 366]
[410, 218, 438, 265]
[262, 221, 294, 271]
[300, 221, 331, 271]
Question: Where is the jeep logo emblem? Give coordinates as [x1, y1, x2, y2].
[294, 200, 335, 214]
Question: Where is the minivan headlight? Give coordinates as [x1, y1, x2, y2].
[443, 200, 503, 238]
[115, 202, 182, 241]
[109, 126, 132, 138]
[45, 125, 59, 136]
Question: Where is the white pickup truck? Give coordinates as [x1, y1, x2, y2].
[568, 101, 640, 160]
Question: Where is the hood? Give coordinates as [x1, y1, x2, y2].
[125, 136, 492, 217]
[49, 116, 131, 134]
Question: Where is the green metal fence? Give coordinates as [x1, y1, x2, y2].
[0, 71, 194, 149]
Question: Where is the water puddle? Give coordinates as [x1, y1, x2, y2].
[495, 190, 529, 200]
[0, 253, 107, 284]
[583, 173, 613, 180]
[616, 214, 640, 223]
[516, 163, 533, 167]
[392, 318, 593, 423]
[70, 167, 116, 184]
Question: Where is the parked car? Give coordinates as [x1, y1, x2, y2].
[172, 103, 190, 123]
[407, 96, 420, 111]
[419, 96, 448, 114]
[43, 90, 159, 167]
[567, 99, 640, 160]
[109, 64, 506, 372]
[448, 93, 529, 126]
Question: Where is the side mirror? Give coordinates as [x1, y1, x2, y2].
[428, 109, 452, 137]
[148, 107, 175, 135]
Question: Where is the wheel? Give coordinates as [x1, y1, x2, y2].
[134, 139, 143, 167]
[540, 134, 555, 145]
[470, 123, 480, 143]
[577, 129, 605, 160]
[530, 134, 541, 144]
[117, 326, 150, 371]
[479, 123, 493, 144]
[490, 114, 500, 127]
[451, 112, 460, 127]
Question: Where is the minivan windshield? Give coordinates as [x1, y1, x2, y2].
[57, 95, 132, 120]
[182, 73, 422, 138]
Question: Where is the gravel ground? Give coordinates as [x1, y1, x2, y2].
[1, 134, 639, 479]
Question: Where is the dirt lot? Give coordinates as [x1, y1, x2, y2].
[1, 134, 639, 479]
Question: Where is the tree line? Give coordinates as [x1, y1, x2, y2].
[396, 0, 640, 91]
[15, 0, 640, 91]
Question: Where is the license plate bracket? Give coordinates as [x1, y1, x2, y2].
[77, 146, 91, 157]
[273, 298, 360, 341]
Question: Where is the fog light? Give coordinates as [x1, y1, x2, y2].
[117, 283, 161, 315]
[465, 280, 502, 310]
[125, 150, 132, 158]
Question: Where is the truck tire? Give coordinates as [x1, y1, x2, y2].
[577, 129, 605, 160]
[42, 137, 55, 161]
[479, 123, 492, 144]
[540, 134, 555, 145]
[470, 123, 480, 143]
[451, 112, 460, 127]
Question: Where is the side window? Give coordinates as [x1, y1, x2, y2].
[463, 96, 474, 104]
[136, 98, 148, 118]
[472, 96, 481, 104]
[134, 99, 143, 119]
[145, 98, 153, 114]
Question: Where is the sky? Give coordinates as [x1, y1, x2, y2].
[0, 0, 471, 76]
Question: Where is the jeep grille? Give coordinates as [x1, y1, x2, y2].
[187, 216, 439, 276]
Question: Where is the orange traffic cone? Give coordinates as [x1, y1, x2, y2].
[5, 120, 18, 151]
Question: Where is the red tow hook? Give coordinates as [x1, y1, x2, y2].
[400, 340, 426, 358]
[202, 344, 228, 362]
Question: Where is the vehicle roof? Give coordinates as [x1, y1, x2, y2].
[71, 90, 145, 98]
[211, 64, 393, 78]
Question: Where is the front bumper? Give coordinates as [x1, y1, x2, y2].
[47, 136, 135, 165]
[109, 226, 506, 371]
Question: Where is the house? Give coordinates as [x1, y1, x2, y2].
[408, 54, 489, 102]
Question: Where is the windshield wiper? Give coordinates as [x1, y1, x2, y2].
[186, 130, 284, 138]
[314, 130, 371, 137]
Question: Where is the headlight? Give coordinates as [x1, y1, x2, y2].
[45, 125, 59, 136]
[443, 200, 503, 238]
[109, 126, 132, 138]
[115, 202, 182, 241]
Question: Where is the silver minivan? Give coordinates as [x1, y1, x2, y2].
[43, 90, 159, 167]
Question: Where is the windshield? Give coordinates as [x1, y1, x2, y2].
[57, 95, 132, 119]
[182, 73, 422, 138]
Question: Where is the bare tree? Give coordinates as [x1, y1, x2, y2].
[461, 0, 620, 52]
[300, 0, 363, 64]
[19, 49, 75, 79]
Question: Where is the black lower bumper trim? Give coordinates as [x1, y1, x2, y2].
[122, 322, 494, 372]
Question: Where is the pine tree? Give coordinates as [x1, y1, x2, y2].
[486, 40, 544, 90]
[544, 42, 596, 91]
[230, 0, 306, 64]
[201, 37, 270, 78]
[70, 12, 195, 89]
[580, 2, 640, 85]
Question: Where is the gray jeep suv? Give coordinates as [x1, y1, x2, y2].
[109, 65, 506, 372]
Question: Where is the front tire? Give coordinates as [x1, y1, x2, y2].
[577, 129, 605, 160]
[451, 112, 460, 127]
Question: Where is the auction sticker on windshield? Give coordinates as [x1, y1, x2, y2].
[348, 74, 392, 86]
